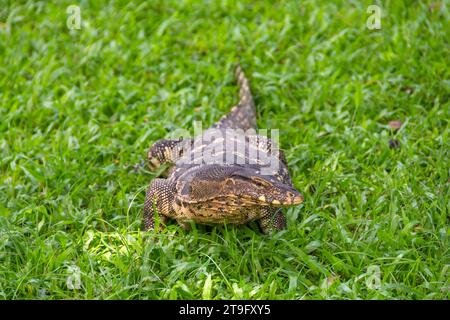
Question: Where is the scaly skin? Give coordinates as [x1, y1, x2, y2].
[145, 65, 303, 234]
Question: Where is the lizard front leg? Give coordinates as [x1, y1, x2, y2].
[143, 178, 176, 231]
[258, 207, 287, 234]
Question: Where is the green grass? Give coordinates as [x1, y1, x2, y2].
[0, 0, 449, 299]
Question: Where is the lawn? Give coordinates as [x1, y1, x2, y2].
[0, 0, 449, 299]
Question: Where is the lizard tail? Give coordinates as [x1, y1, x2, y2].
[235, 64, 255, 111]
[212, 64, 257, 131]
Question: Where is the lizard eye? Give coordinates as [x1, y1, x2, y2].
[252, 177, 271, 188]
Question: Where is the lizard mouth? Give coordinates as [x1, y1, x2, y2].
[253, 184, 305, 206]
[148, 157, 161, 170]
[288, 194, 305, 205]
[239, 192, 304, 207]
[257, 195, 304, 206]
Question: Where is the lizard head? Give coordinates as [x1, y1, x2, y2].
[178, 165, 304, 207]
[220, 172, 304, 207]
